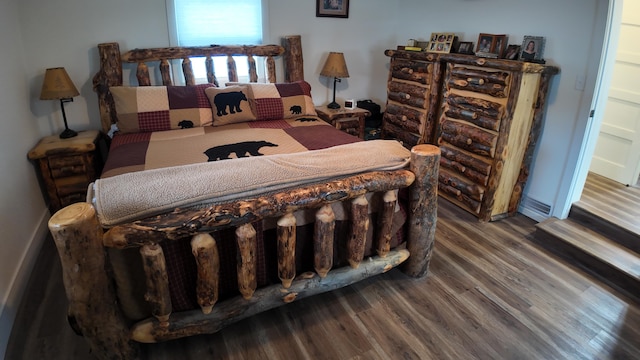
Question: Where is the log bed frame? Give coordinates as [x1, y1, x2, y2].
[48, 35, 440, 359]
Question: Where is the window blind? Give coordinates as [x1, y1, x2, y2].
[172, 0, 263, 46]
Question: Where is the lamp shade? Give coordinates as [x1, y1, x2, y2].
[320, 52, 349, 78]
[40, 67, 79, 100]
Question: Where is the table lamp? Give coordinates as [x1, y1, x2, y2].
[40, 67, 80, 139]
[320, 52, 349, 109]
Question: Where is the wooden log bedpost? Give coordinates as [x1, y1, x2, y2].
[402, 144, 441, 277]
[48, 203, 138, 359]
[93, 42, 123, 134]
[282, 35, 304, 82]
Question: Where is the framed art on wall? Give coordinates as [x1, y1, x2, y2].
[316, 0, 349, 18]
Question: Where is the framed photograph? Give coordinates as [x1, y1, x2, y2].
[503, 44, 521, 60]
[476, 33, 508, 58]
[520, 36, 545, 61]
[476, 33, 494, 54]
[316, 0, 349, 18]
[428, 32, 456, 54]
[456, 41, 474, 55]
[493, 35, 508, 58]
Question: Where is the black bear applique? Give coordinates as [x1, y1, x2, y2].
[296, 117, 317, 122]
[290, 105, 302, 114]
[178, 120, 194, 129]
[214, 91, 248, 116]
[204, 141, 278, 161]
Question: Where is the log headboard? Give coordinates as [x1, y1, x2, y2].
[92, 35, 304, 133]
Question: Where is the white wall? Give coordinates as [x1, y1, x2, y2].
[1, 0, 611, 354]
[0, 0, 52, 356]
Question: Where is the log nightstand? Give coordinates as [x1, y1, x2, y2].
[315, 106, 370, 139]
[28, 130, 103, 214]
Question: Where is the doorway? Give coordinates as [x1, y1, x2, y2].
[589, 0, 640, 187]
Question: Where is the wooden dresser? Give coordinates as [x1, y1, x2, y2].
[28, 130, 103, 213]
[383, 50, 558, 221]
[381, 51, 441, 148]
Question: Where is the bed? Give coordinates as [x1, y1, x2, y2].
[47, 35, 440, 359]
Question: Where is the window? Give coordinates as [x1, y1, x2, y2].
[166, 0, 267, 83]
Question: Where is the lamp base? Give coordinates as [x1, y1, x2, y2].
[327, 101, 341, 109]
[59, 128, 78, 139]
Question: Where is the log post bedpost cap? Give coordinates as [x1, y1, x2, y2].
[48, 202, 96, 229]
[411, 144, 441, 157]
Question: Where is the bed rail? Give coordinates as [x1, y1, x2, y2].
[92, 35, 305, 134]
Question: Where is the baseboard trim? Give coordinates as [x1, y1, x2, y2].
[0, 208, 50, 359]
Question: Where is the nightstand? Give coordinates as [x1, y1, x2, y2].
[28, 130, 103, 214]
[315, 105, 371, 139]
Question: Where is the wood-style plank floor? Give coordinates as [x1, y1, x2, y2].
[576, 172, 640, 237]
[6, 199, 640, 359]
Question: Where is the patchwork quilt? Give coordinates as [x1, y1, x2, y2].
[102, 116, 359, 178]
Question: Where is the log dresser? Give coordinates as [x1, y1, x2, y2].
[28, 130, 103, 213]
[315, 105, 370, 139]
[382, 49, 559, 221]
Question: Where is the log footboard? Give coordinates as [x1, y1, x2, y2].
[47, 144, 439, 359]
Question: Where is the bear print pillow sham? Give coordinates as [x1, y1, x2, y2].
[110, 84, 215, 134]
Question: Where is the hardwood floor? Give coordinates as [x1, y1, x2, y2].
[6, 199, 640, 359]
[576, 172, 640, 238]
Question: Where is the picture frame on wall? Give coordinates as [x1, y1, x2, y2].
[427, 32, 456, 54]
[316, 0, 349, 18]
[520, 36, 545, 61]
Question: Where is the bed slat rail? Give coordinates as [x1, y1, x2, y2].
[93, 36, 304, 134]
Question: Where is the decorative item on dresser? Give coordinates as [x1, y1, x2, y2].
[315, 105, 370, 139]
[28, 130, 103, 213]
[382, 49, 559, 221]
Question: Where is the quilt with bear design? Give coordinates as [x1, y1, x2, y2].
[101, 116, 359, 178]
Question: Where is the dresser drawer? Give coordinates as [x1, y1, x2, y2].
[387, 81, 428, 109]
[439, 119, 498, 158]
[390, 59, 432, 85]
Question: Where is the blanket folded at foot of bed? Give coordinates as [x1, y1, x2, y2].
[90, 140, 410, 226]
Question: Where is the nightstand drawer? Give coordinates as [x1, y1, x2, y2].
[54, 176, 90, 197]
[48, 154, 85, 168]
[51, 164, 87, 178]
[335, 118, 360, 136]
[60, 193, 89, 208]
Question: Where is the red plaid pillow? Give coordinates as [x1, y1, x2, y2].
[111, 84, 216, 134]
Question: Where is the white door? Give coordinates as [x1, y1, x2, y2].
[590, 0, 640, 186]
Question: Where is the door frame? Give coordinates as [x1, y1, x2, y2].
[554, 0, 623, 219]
